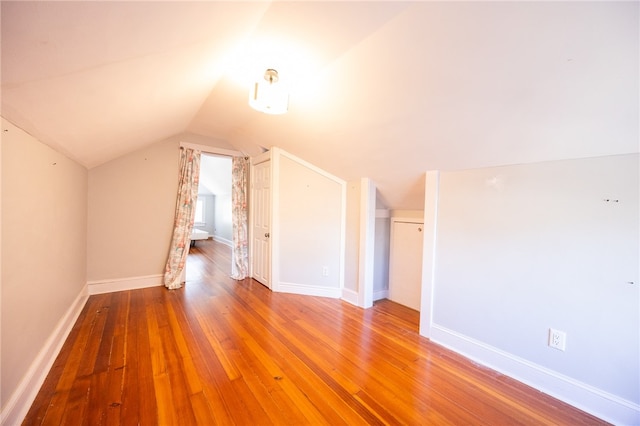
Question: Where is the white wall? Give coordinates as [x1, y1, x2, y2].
[275, 150, 345, 297]
[213, 193, 232, 245]
[87, 137, 179, 282]
[198, 154, 232, 245]
[422, 154, 639, 424]
[373, 211, 390, 300]
[345, 180, 361, 292]
[343, 178, 377, 307]
[1, 118, 88, 421]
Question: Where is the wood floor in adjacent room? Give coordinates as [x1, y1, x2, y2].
[24, 239, 606, 425]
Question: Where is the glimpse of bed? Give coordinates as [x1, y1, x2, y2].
[190, 228, 209, 247]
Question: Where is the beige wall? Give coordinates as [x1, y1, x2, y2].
[423, 154, 639, 422]
[87, 135, 237, 281]
[1, 118, 88, 409]
[391, 209, 424, 219]
[87, 137, 180, 281]
[373, 215, 390, 295]
[277, 153, 343, 289]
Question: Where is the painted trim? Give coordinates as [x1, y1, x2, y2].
[87, 274, 163, 295]
[339, 176, 346, 300]
[179, 142, 243, 157]
[419, 170, 439, 338]
[277, 282, 342, 299]
[251, 151, 271, 165]
[270, 149, 281, 292]
[0, 285, 89, 426]
[430, 324, 640, 425]
[278, 149, 345, 185]
[212, 235, 232, 247]
[373, 289, 389, 301]
[358, 178, 375, 308]
[341, 288, 359, 306]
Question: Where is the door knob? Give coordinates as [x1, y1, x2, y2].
[265, 233, 270, 238]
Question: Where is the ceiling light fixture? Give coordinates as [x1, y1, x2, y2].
[249, 68, 289, 115]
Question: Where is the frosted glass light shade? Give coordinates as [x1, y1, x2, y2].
[249, 69, 289, 115]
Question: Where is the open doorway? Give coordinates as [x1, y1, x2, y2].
[186, 154, 233, 281]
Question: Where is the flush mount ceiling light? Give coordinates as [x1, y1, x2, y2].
[249, 68, 289, 115]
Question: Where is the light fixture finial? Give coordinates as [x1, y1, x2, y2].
[264, 68, 279, 84]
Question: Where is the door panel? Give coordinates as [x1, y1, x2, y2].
[388, 220, 424, 311]
[251, 160, 271, 287]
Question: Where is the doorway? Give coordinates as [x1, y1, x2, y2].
[388, 218, 424, 311]
[186, 154, 233, 281]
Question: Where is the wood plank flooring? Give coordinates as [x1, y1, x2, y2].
[23, 239, 607, 425]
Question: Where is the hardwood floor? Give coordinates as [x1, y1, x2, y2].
[23, 239, 606, 425]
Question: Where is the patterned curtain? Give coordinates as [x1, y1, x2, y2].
[164, 148, 201, 289]
[230, 156, 250, 280]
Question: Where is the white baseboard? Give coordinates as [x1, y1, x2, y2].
[341, 288, 359, 306]
[276, 281, 342, 299]
[430, 324, 640, 425]
[87, 274, 163, 295]
[0, 285, 89, 426]
[373, 289, 388, 301]
[342, 289, 387, 307]
[212, 235, 232, 247]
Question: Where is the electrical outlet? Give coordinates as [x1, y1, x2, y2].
[548, 328, 566, 351]
[322, 266, 329, 277]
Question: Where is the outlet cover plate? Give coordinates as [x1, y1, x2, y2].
[549, 328, 566, 351]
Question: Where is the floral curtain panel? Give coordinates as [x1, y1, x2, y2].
[231, 156, 250, 280]
[164, 147, 201, 289]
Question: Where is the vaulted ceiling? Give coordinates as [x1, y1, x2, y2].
[2, 1, 638, 209]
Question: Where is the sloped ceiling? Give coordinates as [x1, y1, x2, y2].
[1, 1, 638, 209]
[199, 154, 232, 196]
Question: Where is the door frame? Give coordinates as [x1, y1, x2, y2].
[388, 217, 424, 311]
[179, 142, 242, 282]
[249, 151, 272, 287]
[357, 178, 376, 308]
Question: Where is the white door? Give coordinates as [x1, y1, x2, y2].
[388, 220, 424, 311]
[251, 160, 271, 288]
